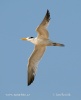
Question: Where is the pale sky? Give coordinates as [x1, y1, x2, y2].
[0, 0, 81, 100]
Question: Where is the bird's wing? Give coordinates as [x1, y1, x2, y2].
[28, 45, 46, 86]
[36, 10, 50, 39]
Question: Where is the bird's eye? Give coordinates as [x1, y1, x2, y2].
[29, 37, 34, 38]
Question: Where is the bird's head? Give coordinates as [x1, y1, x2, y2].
[21, 37, 34, 42]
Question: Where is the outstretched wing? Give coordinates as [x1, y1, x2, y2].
[28, 45, 46, 86]
[36, 10, 50, 39]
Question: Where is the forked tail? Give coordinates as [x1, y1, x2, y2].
[53, 43, 65, 47]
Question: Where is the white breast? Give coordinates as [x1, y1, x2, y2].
[35, 38, 52, 46]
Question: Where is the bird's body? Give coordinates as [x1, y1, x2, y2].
[21, 10, 64, 86]
[27, 37, 55, 46]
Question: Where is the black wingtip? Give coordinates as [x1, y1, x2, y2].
[46, 9, 50, 21]
[28, 75, 35, 86]
[47, 9, 50, 15]
[47, 9, 49, 12]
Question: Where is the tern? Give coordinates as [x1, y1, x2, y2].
[21, 10, 64, 86]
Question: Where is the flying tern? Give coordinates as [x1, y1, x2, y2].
[21, 10, 64, 86]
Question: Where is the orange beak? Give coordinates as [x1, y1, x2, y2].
[21, 38, 27, 41]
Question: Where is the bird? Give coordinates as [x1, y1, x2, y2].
[21, 10, 64, 86]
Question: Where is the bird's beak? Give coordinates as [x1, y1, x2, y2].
[21, 38, 27, 41]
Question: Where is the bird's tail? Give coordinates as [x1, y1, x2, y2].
[53, 43, 65, 47]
